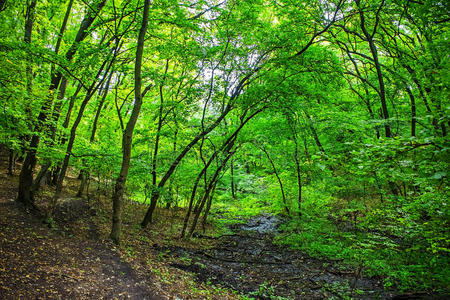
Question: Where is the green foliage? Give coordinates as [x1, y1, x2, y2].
[248, 281, 290, 300]
[0, 0, 448, 295]
[322, 280, 358, 300]
[274, 182, 449, 292]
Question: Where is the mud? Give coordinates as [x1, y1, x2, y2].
[156, 215, 399, 299]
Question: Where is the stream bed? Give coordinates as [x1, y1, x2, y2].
[155, 214, 420, 299]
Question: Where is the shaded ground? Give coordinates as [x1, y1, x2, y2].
[0, 173, 163, 299]
[165, 214, 448, 299]
[157, 215, 449, 299]
[0, 147, 237, 299]
[154, 215, 393, 299]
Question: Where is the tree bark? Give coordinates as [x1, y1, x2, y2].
[74, 72, 113, 197]
[141, 72, 263, 227]
[340, 47, 380, 139]
[62, 83, 82, 129]
[52, 53, 115, 212]
[90, 72, 113, 142]
[32, 83, 83, 192]
[17, 0, 37, 207]
[178, 108, 264, 236]
[257, 144, 290, 215]
[305, 112, 326, 154]
[201, 182, 217, 232]
[231, 156, 236, 199]
[181, 146, 223, 238]
[46, 0, 74, 144]
[292, 137, 302, 217]
[406, 86, 416, 137]
[17, 0, 108, 206]
[24, 0, 36, 108]
[188, 148, 237, 238]
[356, 0, 391, 137]
[54, 0, 74, 58]
[110, 0, 150, 244]
[141, 104, 233, 227]
[149, 60, 170, 204]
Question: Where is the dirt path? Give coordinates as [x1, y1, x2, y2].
[0, 159, 163, 299]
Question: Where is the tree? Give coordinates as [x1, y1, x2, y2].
[110, 0, 150, 244]
[16, 0, 108, 207]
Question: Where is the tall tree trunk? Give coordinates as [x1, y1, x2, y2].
[230, 156, 236, 199]
[342, 49, 380, 139]
[401, 64, 440, 134]
[166, 119, 179, 208]
[48, 78, 69, 186]
[140, 63, 262, 227]
[201, 182, 217, 232]
[52, 31, 113, 185]
[24, 0, 36, 130]
[305, 112, 325, 154]
[356, 0, 391, 137]
[257, 145, 290, 215]
[287, 115, 302, 217]
[110, 0, 150, 244]
[24, 0, 36, 77]
[17, 0, 108, 206]
[188, 149, 237, 238]
[90, 71, 113, 142]
[53, 0, 74, 65]
[17, 0, 37, 207]
[406, 86, 416, 137]
[32, 82, 82, 194]
[180, 109, 264, 237]
[46, 0, 74, 148]
[141, 104, 232, 227]
[293, 141, 302, 217]
[62, 83, 82, 129]
[52, 53, 115, 212]
[181, 146, 223, 238]
[148, 60, 169, 208]
[75, 72, 114, 198]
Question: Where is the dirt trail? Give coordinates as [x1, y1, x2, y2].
[159, 214, 395, 299]
[0, 154, 163, 299]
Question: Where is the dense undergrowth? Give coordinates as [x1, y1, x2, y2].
[208, 181, 449, 294]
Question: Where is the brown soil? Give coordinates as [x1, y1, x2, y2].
[0, 169, 162, 298]
[0, 147, 237, 300]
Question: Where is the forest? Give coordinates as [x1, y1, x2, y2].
[0, 0, 448, 298]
